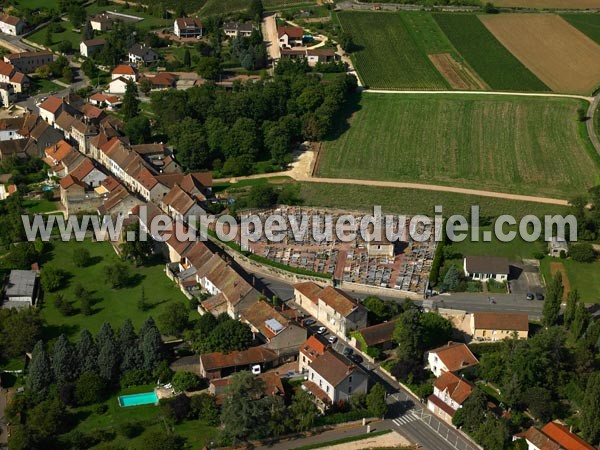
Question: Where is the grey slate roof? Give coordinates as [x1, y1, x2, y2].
[4, 270, 37, 298]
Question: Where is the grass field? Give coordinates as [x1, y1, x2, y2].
[337, 11, 448, 90]
[561, 13, 600, 45]
[491, 0, 600, 8]
[40, 239, 189, 340]
[28, 25, 81, 51]
[298, 182, 572, 219]
[263, 0, 317, 10]
[433, 14, 549, 91]
[540, 258, 600, 303]
[401, 11, 455, 55]
[481, 14, 600, 94]
[316, 93, 598, 198]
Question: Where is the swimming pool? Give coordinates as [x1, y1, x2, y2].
[118, 391, 159, 407]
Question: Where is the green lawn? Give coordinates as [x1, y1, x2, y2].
[561, 13, 600, 45]
[23, 199, 59, 214]
[30, 78, 63, 95]
[298, 182, 572, 220]
[201, 0, 252, 16]
[39, 239, 189, 340]
[432, 14, 549, 92]
[28, 25, 81, 52]
[317, 93, 598, 198]
[85, 3, 168, 32]
[14, 0, 59, 9]
[263, 0, 317, 10]
[72, 384, 218, 449]
[540, 257, 600, 303]
[337, 11, 448, 90]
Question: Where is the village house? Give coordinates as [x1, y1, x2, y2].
[107, 77, 129, 94]
[208, 372, 284, 403]
[23, 117, 63, 158]
[69, 157, 107, 188]
[548, 236, 568, 257]
[128, 43, 159, 65]
[427, 371, 473, 424]
[278, 26, 304, 48]
[299, 335, 328, 373]
[306, 48, 338, 66]
[4, 51, 52, 73]
[525, 422, 595, 450]
[303, 350, 368, 412]
[43, 140, 83, 178]
[90, 13, 113, 31]
[241, 300, 307, 360]
[293, 282, 368, 336]
[89, 93, 121, 110]
[111, 65, 137, 82]
[426, 341, 479, 377]
[55, 111, 77, 140]
[174, 17, 203, 38]
[161, 183, 205, 222]
[0, 138, 27, 161]
[0, 14, 25, 36]
[352, 320, 398, 354]
[3, 270, 38, 308]
[0, 116, 25, 141]
[471, 312, 529, 342]
[199, 346, 278, 380]
[96, 184, 140, 219]
[59, 174, 103, 216]
[80, 38, 106, 58]
[223, 21, 256, 38]
[138, 72, 176, 90]
[38, 95, 64, 125]
[0, 60, 28, 94]
[463, 255, 509, 282]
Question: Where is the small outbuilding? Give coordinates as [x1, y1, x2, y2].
[548, 236, 568, 257]
[3, 269, 38, 308]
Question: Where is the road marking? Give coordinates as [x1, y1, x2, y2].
[392, 411, 419, 426]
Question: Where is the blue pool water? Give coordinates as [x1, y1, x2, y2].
[42, 186, 53, 191]
[118, 391, 158, 407]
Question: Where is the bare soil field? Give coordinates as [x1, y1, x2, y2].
[429, 53, 488, 90]
[481, 14, 600, 94]
[492, 0, 600, 8]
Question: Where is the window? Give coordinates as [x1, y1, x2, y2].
[348, 386, 352, 394]
[311, 373, 314, 380]
[348, 376, 352, 383]
[319, 380, 322, 388]
[326, 386, 329, 393]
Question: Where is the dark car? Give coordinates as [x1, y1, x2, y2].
[303, 318, 316, 326]
[343, 347, 353, 357]
[536, 292, 545, 301]
[526, 293, 535, 301]
[350, 354, 363, 364]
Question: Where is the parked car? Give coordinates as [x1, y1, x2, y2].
[526, 292, 535, 301]
[343, 347, 353, 357]
[536, 292, 545, 301]
[350, 354, 363, 364]
[328, 335, 337, 344]
[317, 326, 327, 334]
[304, 318, 316, 326]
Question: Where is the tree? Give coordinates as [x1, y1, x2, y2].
[442, 265, 461, 291]
[140, 430, 185, 450]
[289, 390, 317, 432]
[120, 222, 153, 265]
[563, 289, 579, 328]
[543, 272, 563, 327]
[420, 312, 453, 350]
[44, 27, 52, 46]
[124, 116, 151, 145]
[393, 308, 422, 362]
[190, 393, 219, 425]
[97, 322, 120, 381]
[569, 243, 596, 262]
[73, 248, 91, 267]
[35, 64, 51, 80]
[183, 48, 191, 68]
[452, 388, 487, 432]
[137, 286, 149, 311]
[571, 302, 590, 339]
[77, 329, 98, 374]
[473, 415, 509, 450]
[52, 334, 78, 385]
[118, 319, 138, 353]
[82, 21, 94, 41]
[171, 371, 203, 392]
[581, 372, 600, 443]
[197, 56, 221, 80]
[75, 371, 106, 405]
[26, 340, 53, 396]
[27, 398, 70, 441]
[54, 293, 74, 316]
[201, 319, 252, 354]
[161, 394, 192, 423]
[523, 386, 554, 422]
[58, 40, 72, 55]
[122, 79, 140, 119]
[366, 383, 388, 418]
[248, 0, 264, 20]
[68, 4, 86, 26]
[139, 77, 153, 95]
[0, 308, 44, 358]
[159, 302, 190, 336]
[141, 320, 164, 371]
[41, 266, 66, 292]
[103, 261, 130, 288]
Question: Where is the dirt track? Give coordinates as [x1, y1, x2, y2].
[491, 0, 600, 8]
[481, 14, 600, 94]
[550, 261, 571, 301]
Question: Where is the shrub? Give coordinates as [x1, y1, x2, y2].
[117, 421, 144, 439]
[41, 267, 66, 292]
[171, 371, 204, 392]
[570, 243, 596, 263]
[73, 248, 91, 267]
[76, 372, 107, 406]
[120, 369, 152, 388]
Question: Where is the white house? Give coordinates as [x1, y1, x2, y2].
[174, 17, 202, 38]
[80, 38, 106, 58]
[107, 77, 129, 94]
[548, 236, 568, 257]
[3, 270, 38, 308]
[525, 422, 596, 450]
[427, 371, 473, 424]
[277, 26, 304, 48]
[463, 255, 509, 282]
[302, 350, 368, 412]
[223, 21, 256, 38]
[0, 14, 25, 36]
[38, 95, 64, 125]
[128, 43, 159, 65]
[426, 342, 479, 378]
[69, 157, 107, 188]
[111, 65, 137, 82]
[293, 282, 368, 337]
[90, 13, 113, 31]
[0, 117, 25, 141]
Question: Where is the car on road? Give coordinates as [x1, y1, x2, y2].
[350, 354, 363, 364]
[343, 347, 353, 357]
[317, 326, 327, 334]
[526, 292, 535, 301]
[303, 318, 315, 326]
[536, 292, 545, 301]
[328, 335, 337, 344]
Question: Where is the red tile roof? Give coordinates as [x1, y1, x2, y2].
[0, 14, 22, 26]
[318, 286, 363, 317]
[356, 320, 398, 347]
[473, 312, 529, 332]
[59, 174, 86, 190]
[433, 371, 473, 405]
[112, 64, 136, 76]
[200, 347, 278, 372]
[303, 380, 331, 404]
[541, 422, 596, 450]
[70, 158, 97, 181]
[81, 103, 104, 120]
[278, 26, 304, 38]
[44, 140, 75, 163]
[300, 335, 328, 361]
[241, 301, 288, 339]
[39, 95, 63, 114]
[309, 350, 361, 387]
[429, 342, 479, 372]
[293, 281, 323, 303]
[427, 393, 458, 417]
[0, 61, 15, 77]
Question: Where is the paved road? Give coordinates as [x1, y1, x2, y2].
[17, 68, 87, 111]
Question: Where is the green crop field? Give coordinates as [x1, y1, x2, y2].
[561, 13, 600, 45]
[317, 93, 598, 198]
[401, 11, 455, 55]
[201, 0, 251, 15]
[433, 14, 549, 92]
[337, 11, 448, 90]
[263, 0, 317, 10]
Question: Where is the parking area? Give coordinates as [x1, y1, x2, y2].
[509, 259, 544, 296]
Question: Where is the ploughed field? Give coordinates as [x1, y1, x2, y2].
[316, 93, 599, 198]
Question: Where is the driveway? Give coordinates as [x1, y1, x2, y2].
[509, 260, 543, 295]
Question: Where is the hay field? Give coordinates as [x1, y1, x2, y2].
[481, 14, 600, 94]
[337, 11, 448, 89]
[317, 93, 598, 198]
[491, 0, 600, 8]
